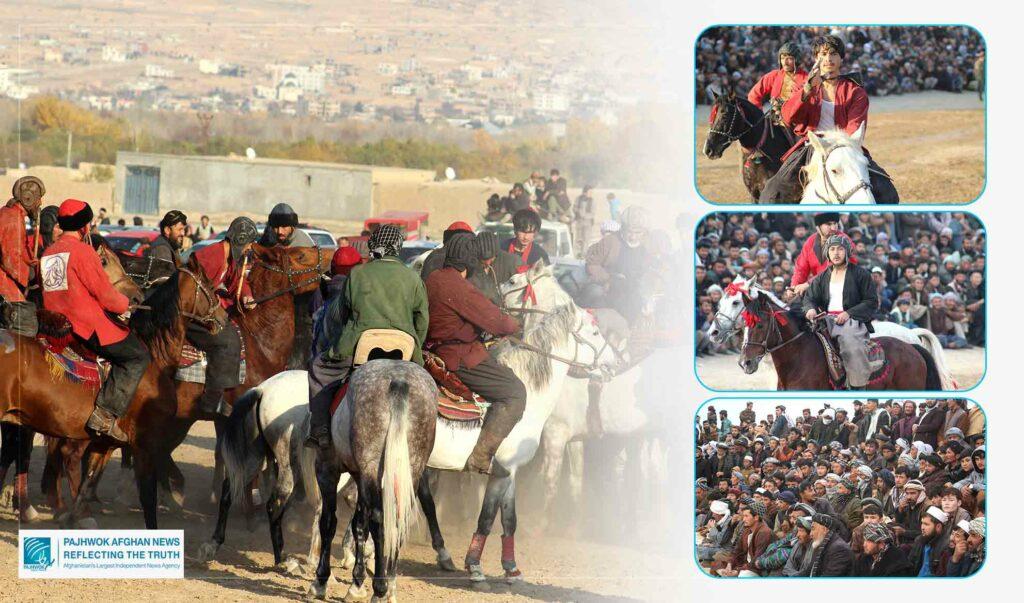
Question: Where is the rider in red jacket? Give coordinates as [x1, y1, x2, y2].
[41, 199, 150, 443]
[747, 42, 809, 110]
[790, 212, 857, 294]
[0, 177, 43, 304]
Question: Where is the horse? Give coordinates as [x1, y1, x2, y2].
[309, 360, 437, 602]
[703, 90, 794, 201]
[800, 126, 876, 204]
[0, 264, 225, 528]
[200, 259, 619, 586]
[736, 284, 942, 390]
[705, 276, 958, 389]
[0, 236, 144, 523]
[51, 244, 330, 526]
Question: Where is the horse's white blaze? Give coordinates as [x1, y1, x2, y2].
[801, 128, 875, 205]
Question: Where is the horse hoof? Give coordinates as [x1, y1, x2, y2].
[505, 568, 524, 584]
[279, 556, 304, 577]
[306, 580, 328, 600]
[196, 541, 219, 563]
[436, 549, 457, 572]
[467, 563, 486, 583]
[76, 516, 98, 530]
[21, 504, 40, 523]
[344, 583, 369, 602]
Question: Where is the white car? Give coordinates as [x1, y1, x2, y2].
[477, 219, 574, 261]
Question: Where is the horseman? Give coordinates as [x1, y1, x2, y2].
[420, 221, 475, 280]
[0, 177, 44, 315]
[189, 217, 258, 415]
[584, 206, 648, 322]
[747, 42, 809, 125]
[759, 35, 898, 204]
[802, 234, 878, 390]
[259, 202, 315, 247]
[147, 210, 187, 270]
[503, 209, 550, 268]
[41, 200, 151, 442]
[789, 212, 857, 298]
[424, 234, 525, 474]
[305, 224, 429, 450]
[469, 231, 523, 306]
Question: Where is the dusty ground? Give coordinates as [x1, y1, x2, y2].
[1, 421, 688, 601]
[695, 92, 985, 204]
[696, 346, 984, 391]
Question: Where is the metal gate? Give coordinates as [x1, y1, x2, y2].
[124, 165, 161, 214]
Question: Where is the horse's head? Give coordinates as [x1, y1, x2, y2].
[93, 238, 144, 305]
[704, 90, 747, 160]
[707, 277, 751, 344]
[802, 125, 875, 204]
[500, 259, 572, 316]
[250, 244, 331, 300]
[737, 286, 795, 375]
[178, 266, 228, 333]
[130, 268, 226, 350]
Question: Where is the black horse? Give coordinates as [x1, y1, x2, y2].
[703, 90, 795, 202]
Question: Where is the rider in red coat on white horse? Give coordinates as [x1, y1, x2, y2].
[790, 212, 857, 295]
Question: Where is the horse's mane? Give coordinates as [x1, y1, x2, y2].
[492, 304, 577, 392]
[88, 234, 113, 252]
[129, 271, 181, 344]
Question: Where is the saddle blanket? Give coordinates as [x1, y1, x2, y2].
[38, 335, 101, 389]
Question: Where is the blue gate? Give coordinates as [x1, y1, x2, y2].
[124, 165, 161, 214]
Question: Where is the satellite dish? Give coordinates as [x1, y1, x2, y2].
[444, 166, 456, 180]
[245, 147, 257, 160]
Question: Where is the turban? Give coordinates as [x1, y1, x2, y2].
[368, 224, 404, 258]
[710, 500, 730, 516]
[969, 517, 986, 537]
[926, 506, 949, 525]
[812, 513, 836, 530]
[863, 522, 895, 544]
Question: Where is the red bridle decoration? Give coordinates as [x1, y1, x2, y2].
[772, 309, 789, 326]
[709, 104, 719, 125]
[725, 281, 747, 297]
[741, 309, 760, 328]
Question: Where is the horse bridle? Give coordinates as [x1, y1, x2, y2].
[813, 143, 872, 204]
[121, 254, 179, 289]
[250, 245, 327, 305]
[740, 297, 805, 365]
[502, 270, 621, 374]
[709, 99, 767, 147]
[178, 267, 224, 331]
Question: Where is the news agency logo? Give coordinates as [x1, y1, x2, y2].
[23, 536, 55, 572]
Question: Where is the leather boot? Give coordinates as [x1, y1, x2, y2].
[199, 389, 231, 417]
[86, 406, 128, 444]
[465, 429, 506, 475]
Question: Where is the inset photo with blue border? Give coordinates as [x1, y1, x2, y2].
[695, 25, 985, 205]
[695, 210, 986, 391]
[695, 397, 986, 578]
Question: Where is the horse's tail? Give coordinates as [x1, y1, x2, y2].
[221, 387, 267, 504]
[911, 344, 943, 391]
[911, 328, 957, 390]
[380, 378, 415, 564]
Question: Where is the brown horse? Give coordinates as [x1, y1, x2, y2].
[737, 287, 943, 391]
[54, 244, 330, 527]
[1, 263, 224, 528]
[0, 237, 143, 522]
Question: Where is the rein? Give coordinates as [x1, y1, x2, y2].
[177, 267, 223, 330]
[709, 99, 768, 148]
[741, 299, 804, 364]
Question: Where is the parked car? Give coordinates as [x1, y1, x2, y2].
[181, 223, 337, 262]
[477, 219, 574, 261]
[102, 230, 161, 257]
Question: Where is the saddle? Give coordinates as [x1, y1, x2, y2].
[33, 310, 102, 389]
[813, 325, 888, 389]
[175, 322, 247, 385]
[424, 351, 489, 424]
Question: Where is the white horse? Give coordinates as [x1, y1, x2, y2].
[705, 276, 957, 389]
[801, 125, 875, 204]
[199, 259, 619, 585]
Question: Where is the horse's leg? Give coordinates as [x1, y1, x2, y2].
[210, 419, 226, 505]
[309, 458, 342, 599]
[345, 480, 371, 601]
[161, 452, 186, 511]
[416, 471, 455, 571]
[498, 475, 522, 583]
[81, 444, 117, 503]
[116, 446, 137, 506]
[15, 426, 39, 522]
[63, 447, 109, 529]
[564, 440, 585, 537]
[465, 473, 512, 582]
[365, 479, 390, 602]
[40, 438, 62, 511]
[267, 460, 299, 571]
[197, 478, 232, 563]
[0, 423, 16, 507]
[133, 450, 160, 529]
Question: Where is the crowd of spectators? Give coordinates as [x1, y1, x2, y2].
[697, 26, 985, 104]
[695, 399, 986, 577]
[695, 212, 986, 356]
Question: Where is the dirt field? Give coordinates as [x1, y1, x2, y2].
[696, 346, 984, 391]
[1, 421, 687, 601]
[695, 92, 985, 204]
